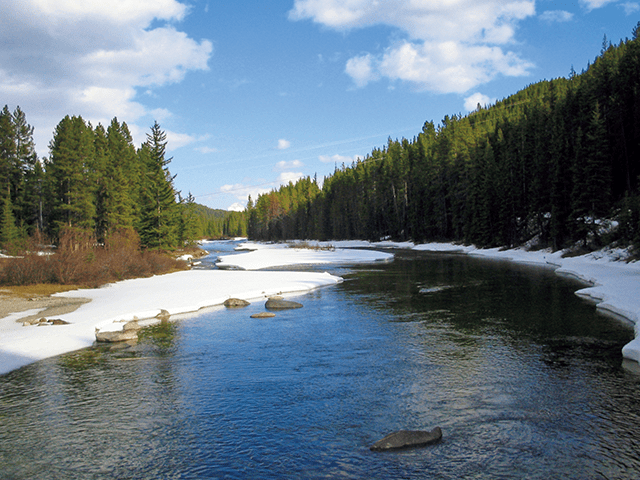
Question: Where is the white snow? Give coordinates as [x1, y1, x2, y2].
[2, 239, 639, 375]
[0, 267, 342, 375]
[412, 242, 640, 362]
[216, 242, 393, 270]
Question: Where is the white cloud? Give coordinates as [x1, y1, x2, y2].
[345, 54, 378, 88]
[0, 0, 212, 155]
[319, 153, 362, 164]
[290, 0, 536, 93]
[277, 139, 291, 149]
[227, 202, 245, 212]
[464, 93, 494, 111]
[221, 182, 273, 202]
[164, 131, 208, 151]
[539, 10, 574, 23]
[276, 160, 304, 170]
[580, 0, 618, 9]
[621, 2, 640, 14]
[278, 172, 304, 185]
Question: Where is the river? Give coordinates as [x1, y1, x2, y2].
[1, 242, 639, 479]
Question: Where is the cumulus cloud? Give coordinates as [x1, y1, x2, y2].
[227, 202, 245, 212]
[220, 172, 304, 204]
[0, 0, 212, 154]
[278, 172, 304, 185]
[345, 54, 378, 88]
[221, 183, 273, 203]
[464, 93, 494, 111]
[539, 10, 574, 22]
[621, 2, 640, 14]
[319, 153, 362, 164]
[277, 139, 291, 149]
[290, 0, 536, 93]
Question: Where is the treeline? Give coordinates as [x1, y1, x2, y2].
[0, 108, 242, 255]
[193, 204, 247, 239]
[248, 25, 640, 252]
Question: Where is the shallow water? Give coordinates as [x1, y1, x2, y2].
[1, 246, 639, 479]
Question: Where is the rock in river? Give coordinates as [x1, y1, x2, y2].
[224, 298, 250, 308]
[369, 427, 443, 451]
[251, 312, 276, 318]
[95, 329, 139, 343]
[265, 297, 303, 310]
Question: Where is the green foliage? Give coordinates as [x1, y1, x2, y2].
[137, 122, 180, 249]
[248, 26, 640, 252]
[0, 110, 215, 251]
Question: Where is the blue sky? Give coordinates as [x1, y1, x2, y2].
[1, 1, 638, 211]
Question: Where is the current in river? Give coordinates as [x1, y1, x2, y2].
[1, 242, 640, 479]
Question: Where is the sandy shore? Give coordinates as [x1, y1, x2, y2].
[0, 290, 91, 326]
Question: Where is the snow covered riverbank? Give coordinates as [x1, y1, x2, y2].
[1, 239, 639, 375]
[0, 243, 393, 375]
[321, 239, 640, 362]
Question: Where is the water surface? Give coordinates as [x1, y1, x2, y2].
[1, 246, 639, 479]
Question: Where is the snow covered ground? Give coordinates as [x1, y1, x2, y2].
[215, 241, 394, 270]
[1, 240, 639, 375]
[0, 243, 392, 375]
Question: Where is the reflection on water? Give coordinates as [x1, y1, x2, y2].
[1, 249, 640, 479]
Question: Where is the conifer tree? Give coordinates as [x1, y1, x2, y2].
[12, 106, 40, 232]
[44, 115, 96, 238]
[138, 122, 179, 249]
[0, 195, 21, 253]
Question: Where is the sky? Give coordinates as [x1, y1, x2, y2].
[1, 1, 638, 211]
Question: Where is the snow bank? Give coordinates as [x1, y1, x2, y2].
[412, 242, 640, 362]
[216, 242, 394, 270]
[0, 269, 342, 375]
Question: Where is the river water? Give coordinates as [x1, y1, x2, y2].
[1, 243, 639, 479]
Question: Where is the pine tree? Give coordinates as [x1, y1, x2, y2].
[0, 195, 21, 253]
[12, 106, 40, 233]
[44, 115, 96, 238]
[138, 122, 179, 249]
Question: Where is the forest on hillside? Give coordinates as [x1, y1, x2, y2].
[248, 24, 640, 254]
[0, 111, 244, 255]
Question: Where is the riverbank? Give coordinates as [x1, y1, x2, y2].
[292, 239, 640, 362]
[0, 244, 395, 375]
[2, 240, 639, 375]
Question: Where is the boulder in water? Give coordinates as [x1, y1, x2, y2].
[265, 297, 303, 310]
[370, 427, 442, 451]
[224, 298, 250, 308]
[95, 329, 139, 343]
[251, 312, 276, 318]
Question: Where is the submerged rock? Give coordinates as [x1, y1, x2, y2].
[224, 298, 251, 308]
[370, 427, 442, 451]
[265, 297, 303, 310]
[95, 329, 139, 343]
[251, 312, 276, 318]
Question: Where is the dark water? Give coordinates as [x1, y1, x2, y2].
[2, 246, 640, 479]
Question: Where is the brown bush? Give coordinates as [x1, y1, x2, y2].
[0, 229, 187, 287]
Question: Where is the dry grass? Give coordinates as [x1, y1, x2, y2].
[289, 241, 335, 251]
[0, 284, 82, 297]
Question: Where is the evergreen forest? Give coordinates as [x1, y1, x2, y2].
[0, 112, 244, 255]
[247, 24, 640, 254]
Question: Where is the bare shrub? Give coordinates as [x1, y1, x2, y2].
[0, 228, 187, 287]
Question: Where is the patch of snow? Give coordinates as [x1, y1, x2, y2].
[218, 242, 393, 270]
[0, 268, 342, 375]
